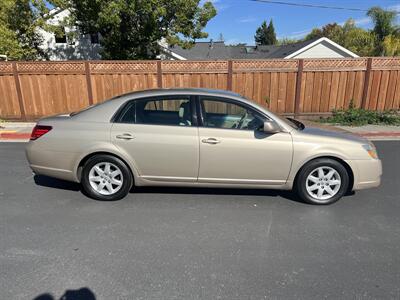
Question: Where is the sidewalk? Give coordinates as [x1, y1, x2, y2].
[1, 121, 400, 142]
[0, 122, 35, 142]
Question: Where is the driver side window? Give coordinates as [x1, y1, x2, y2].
[200, 98, 264, 130]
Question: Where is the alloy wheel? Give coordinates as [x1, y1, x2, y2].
[88, 162, 124, 195]
[305, 166, 341, 201]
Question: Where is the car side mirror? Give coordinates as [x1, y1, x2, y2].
[261, 120, 281, 134]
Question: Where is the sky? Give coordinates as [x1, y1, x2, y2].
[198, 0, 400, 45]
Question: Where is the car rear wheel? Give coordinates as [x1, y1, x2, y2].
[295, 158, 349, 205]
[81, 155, 133, 201]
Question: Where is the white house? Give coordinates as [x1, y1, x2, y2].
[160, 37, 359, 60]
[38, 8, 101, 60]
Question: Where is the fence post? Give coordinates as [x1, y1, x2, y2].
[227, 60, 233, 91]
[12, 62, 26, 121]
[85, 61, 94, 105]
[294, 59, 304, 118]
[157, 61, 163, 88]
[361, 57, 373, 109]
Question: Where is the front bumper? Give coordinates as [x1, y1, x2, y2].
[348, 158, 382, 190]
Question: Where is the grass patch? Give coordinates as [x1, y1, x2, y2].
[319, 100, 400, 126]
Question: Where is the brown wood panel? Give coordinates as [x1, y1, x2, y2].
[261, 72, 271, 109]
[377, 70, 390, 111]
[243, 73, 254, 100]
[320, 72, 332, 112]
[328, 72, 340, 110]
[18, 74, 89, 117]
[353, 71, 365, 108]
[368, 71, 382, 110]
[311, 72, 323, 112]
[0, 75, 21, 118]
[252, 72, 262, 105]
[285, 72, 297, 113]
[232, 73, 244, 96]
[392, 71, 400, 110]
[269, 72, 279, 112]
[277, 72, 287, 113]
[299, 70, 307, 112]
[336, 72, 348, 110]
[344, 71, 356, 108]
[303, 72, 314, 113]
[384, 71, 397, 110]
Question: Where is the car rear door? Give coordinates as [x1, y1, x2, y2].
[197, 96, 293, 185]
[111, 95, 199, 182]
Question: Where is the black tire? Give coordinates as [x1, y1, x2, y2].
[81, 154, 133, 201]
[295, 158, 349, 205]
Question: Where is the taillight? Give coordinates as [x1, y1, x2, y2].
[30, 125, 52, 140]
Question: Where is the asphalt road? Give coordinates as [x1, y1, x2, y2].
[0, 142, 399, 300]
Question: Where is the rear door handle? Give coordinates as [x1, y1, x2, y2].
[116, 133, 134, 140]
[202, 138, 221, 144]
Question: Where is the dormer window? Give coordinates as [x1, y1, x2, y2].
[55, 27, 67, 44]
[90, 33, 99, 44]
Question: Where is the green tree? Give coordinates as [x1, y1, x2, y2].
[277, 38, 298, 45]
[304, 18, 378, 57]
[67, 0, 216, 60]
[0, 0, 62, 60]
[367, 6, 399, 55]
[305, 28, 320, 40]
[266, 19, 277, 45]
[383, 35, 400, 56]
[343, 27, 376, 57]
[255, 20, 268, 45]
[255, 19, 277, 45]
[305, 23, 343, 43]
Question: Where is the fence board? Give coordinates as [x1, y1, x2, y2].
[328, 72, 340, 110]
[393, 71, 400, 110]
[368, 71, 382, 110]
[0, 75, 21, 118]
[353, 72, 365, 108]
[320, 72, 332, 112]
[0, 57, 399, 120]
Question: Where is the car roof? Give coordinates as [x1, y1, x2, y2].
[114, 88, 242, 99]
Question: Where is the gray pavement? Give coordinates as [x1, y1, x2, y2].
[0, 142, 399, 300]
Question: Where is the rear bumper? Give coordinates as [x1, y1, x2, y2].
[25, 142, 78, 182]
[348, 158, 382, 190]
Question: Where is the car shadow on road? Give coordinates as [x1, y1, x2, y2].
[33, 287, 96, 300]
[34, 175, 81, 192]
[133, 186, 304, 204]
[33, 175, 304, 204]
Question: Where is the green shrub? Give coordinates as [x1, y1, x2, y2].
[319, 100, 400, 126]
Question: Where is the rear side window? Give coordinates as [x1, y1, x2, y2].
[116, 97, 192, 126]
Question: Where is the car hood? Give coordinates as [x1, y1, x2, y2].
[298, 126, 368, 144]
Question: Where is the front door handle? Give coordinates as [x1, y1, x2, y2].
[202, 138, 221, 145]
[116, 133, 134, 140]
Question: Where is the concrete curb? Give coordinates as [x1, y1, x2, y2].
[0, 122, 36, 128]
[0, 132, 31, 140]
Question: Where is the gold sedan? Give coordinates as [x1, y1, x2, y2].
[26, 89, 382, 205]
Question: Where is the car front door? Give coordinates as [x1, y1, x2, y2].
[111, 95, 199, 182]
[197, 96, 293, 185]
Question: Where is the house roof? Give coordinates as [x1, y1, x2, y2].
[167, 41, 230, 60]
[164, 37, 358, 60]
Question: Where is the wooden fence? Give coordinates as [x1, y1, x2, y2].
[0, 57, 400, 120]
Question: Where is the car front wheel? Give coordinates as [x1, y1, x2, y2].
[81, 154, 133, 201]
[295, 158, 349, 205]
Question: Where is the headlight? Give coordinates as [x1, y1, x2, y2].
[362, 143, 378, 159]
